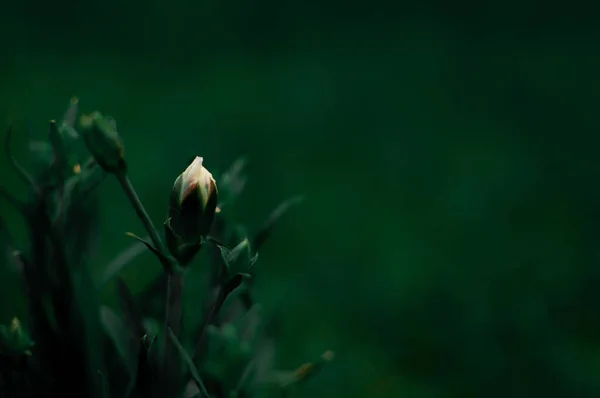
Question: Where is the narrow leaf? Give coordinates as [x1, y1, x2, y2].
[168, 327, 211, 398]
[125, 333, 158, 398]
[226, 238, 250, 266]
[125, 231, 171, 265]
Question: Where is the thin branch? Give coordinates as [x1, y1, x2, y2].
[115, 172, 174, 274]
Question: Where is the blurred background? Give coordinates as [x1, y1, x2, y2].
[1, 1, 600, 397]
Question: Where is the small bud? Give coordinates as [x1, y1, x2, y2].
[165, 156, 218, 265]
[79, 111, 126, 173]
[9, 317, 21, 335]
[2, 317, 34, 356]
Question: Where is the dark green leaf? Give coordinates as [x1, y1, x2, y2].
[125, 333, 158, 398]
[168, 327, 211, 398]
[226, 238, 250, 264]
[125, 232, 171, 266]
[221, 238, 252, 275]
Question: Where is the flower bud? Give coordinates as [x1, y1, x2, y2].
[79, 111, 126, 173]
[165, 156, 218, 265]
[0, 317, 34, 356]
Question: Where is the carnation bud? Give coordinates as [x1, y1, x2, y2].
[165, 156, 218, 265]
[79, 111, 126, 173]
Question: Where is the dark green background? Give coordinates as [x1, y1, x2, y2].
[1, 1, 600, 397]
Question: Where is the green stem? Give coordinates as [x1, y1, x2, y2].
[114, 171, 182, 394]
[163, 272, 183, 368]
[115, 173, 170, 271]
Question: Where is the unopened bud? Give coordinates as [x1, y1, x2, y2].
[2, 317, 34, 356]
[79, 111, 126, 173]
[165, 156, 218, 265]
[9, 317, 21, 336]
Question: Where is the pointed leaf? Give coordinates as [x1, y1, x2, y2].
[226, 238, 250, 263]
[217, 244, 231, 258]
[168, 327, 211, 398]
[125, 232, 171, 265]
[222, 238, 251, 273]
[125, 333, 159, 398]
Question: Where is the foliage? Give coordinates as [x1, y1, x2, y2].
[0, 98, 332, 398]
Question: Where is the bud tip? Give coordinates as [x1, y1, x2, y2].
[9, 317, 20, 333]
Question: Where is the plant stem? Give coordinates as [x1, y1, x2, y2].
[114, 171, 182, 393]
[165, 272, 183, 352]
[115, 173, 171, 272]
